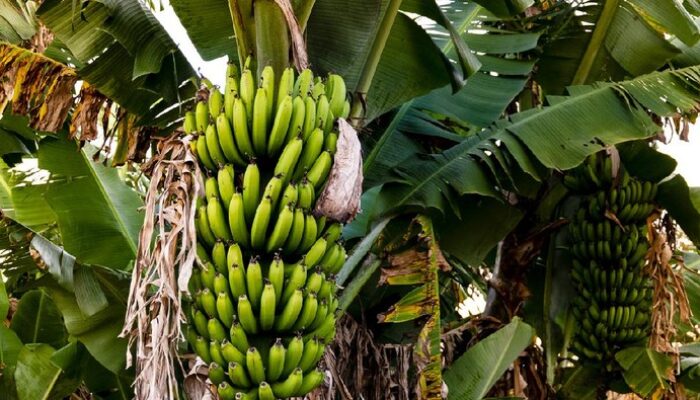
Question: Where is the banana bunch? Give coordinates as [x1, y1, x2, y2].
[563, 153, 656, 367]
[184, 61, 350, 400]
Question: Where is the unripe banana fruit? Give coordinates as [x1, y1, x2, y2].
[564, 152, 656, 369]
[186, 64, 347, 399]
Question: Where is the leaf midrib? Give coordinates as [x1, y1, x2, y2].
[78, 148, 138, 256]
[363, 2, 481, 175]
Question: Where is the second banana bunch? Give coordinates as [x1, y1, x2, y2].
[184, 60, 349, 400]
[564, 153, 656, 370]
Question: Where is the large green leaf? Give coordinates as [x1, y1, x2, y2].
[170, 0, 235, 61]
[680, 343, 700, 393]
[0, 1, 36, 43]
[37, 137, 143, 269]
[9, 290, 67, 348]
[378, 66, 700, 215]
[13, 344, 73, 400]
[44, 270, 129, 374]
[470, 0, 533, 17]
[38, 0, 197, 123]
[444, 318, 534, 399]
[616, 347, 673, 397]
[0, 277, 8, 319]
[363, 3, 540, 188]
[400, 0, 481, 82]
[0, 326, 23, 368]
[307, 0, 457, 121]
[538, 0, 699, 94]
[656, 175, 700, 247]
[30, 233, 110, 316]
[436, 197, 523, 266]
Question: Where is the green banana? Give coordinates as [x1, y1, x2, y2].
[218, 165, 236, 209]
[286, 96, 306, 143]
[209, 362, 226, 385]
[266, 203, 294, 252]
[206, 122, 227, 167]
[267, 95, 293, 156]
[193, 309, 210, 338]
[207, 197, 232, 241]
[250, 196, 273, 250]
[270, 368, 303, 398]
[228, 263, 247, 298]
[242, 162, 261, 223]
[258, 382, 275, 400]
[274, 136, 304, 184]
[298, 212, 318, 253]
[228, 192, 250, 247]
[246, 257, 264, 309]
[294, 69, 313, 99]
[282, 262, 307, 303]
[228, 361, 252, 388]
[237, 295, 258, 334]
[292, 292, 318, 330]
[196, 134, 217, 171]
[252, 87, 269, 155]
[260, 65, 276, 120]
[208, 318, 228, 342]
[267, 338, 286, 382]
[268, 255, 285, 301]
[212, 241, 227, 274]
[184, 110, 197, 134]
[229, 322, 250, 353]
[278, 183, 299, 215]
[294, 128, 325, 180]
[195, 101, 208, 133]
[194, 336, 211, 363]
[297, 178, 315, 209]
[246, 347, 266, 384]
[302, 96, 317, 139]
[240, 69, 255, 125]
[222, 340, 246, 365]
[216, 291, 235, 327]
[298, 338, 320, 372]
[217, 382, 236, 400]
[275, 289, 304, 331]
[224, 62, 239, 121]
[232, 98, 255, 157]
[209, 88, 223, 118]
[210, 340, 226, 366]
[304, 237, 328, 268]
[298, 368, 325, 395]
[200, 288, 217, 318]
[307, 151, 332, 189]
[262, 174, 284, 211]
[260, 282, 277, 331]
[277, 67, 295, 109]
[217, 114, 246, 165]
[284, 207, 306, 254]
[283, 334, 304, 376]
[327, 74, 347, 118]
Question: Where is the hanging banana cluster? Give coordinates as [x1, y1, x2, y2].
[564, 154, 657, 367]
[183, 60, 350, 400]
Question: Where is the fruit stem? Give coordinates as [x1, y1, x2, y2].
[349, 0, 404, 128]
[571, 0, 619, 85]
[254, 0, 291, 78]
[228, 0, 253, 68]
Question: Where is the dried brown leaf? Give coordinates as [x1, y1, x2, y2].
[70, 83, 108, 141]
[121, 134, 202, 400]
[272, 0, 309, 71]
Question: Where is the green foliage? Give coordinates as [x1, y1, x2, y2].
[616, 347, 673, 397]
[444, 318, 534, 399]
[36, 138, 143, 269]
